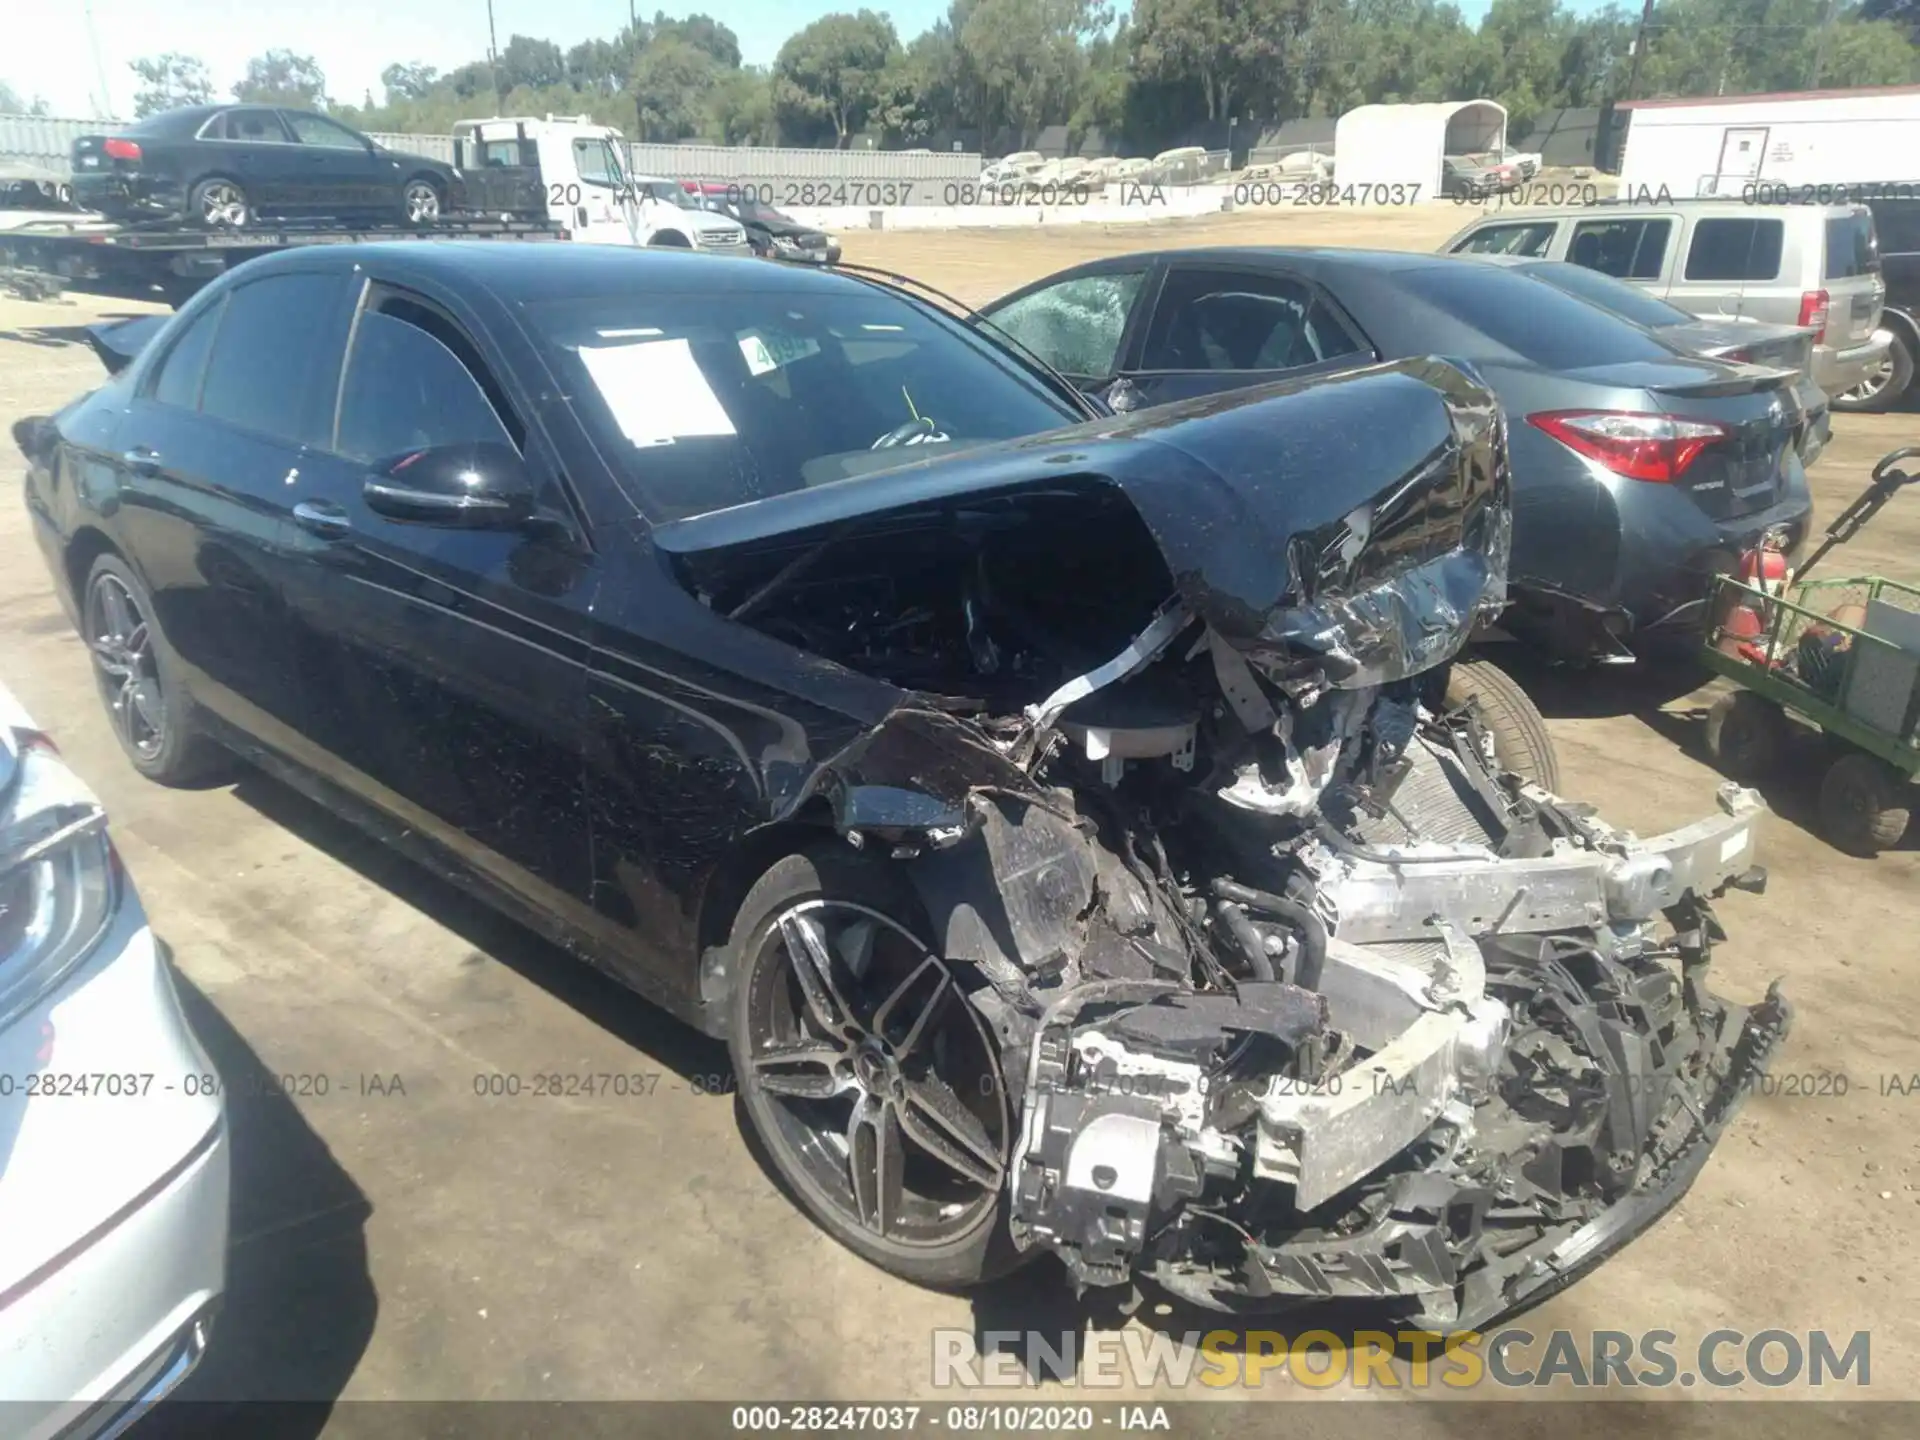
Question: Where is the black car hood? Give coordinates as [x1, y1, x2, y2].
[655, 357, 1510, 689]
[747, 215, 829, 245]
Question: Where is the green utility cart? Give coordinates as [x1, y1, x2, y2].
[1702, 446, 1920, 854]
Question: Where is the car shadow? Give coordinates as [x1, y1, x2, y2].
[1493, 648, 1712, 722]
[224, 768, 730, 1084]
[1637, 698, 1920, 854]
[144, 967, 376, 1439]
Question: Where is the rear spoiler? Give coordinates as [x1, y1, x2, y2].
[83, 314, 169, 376]
[1654, 361, 1799, 399]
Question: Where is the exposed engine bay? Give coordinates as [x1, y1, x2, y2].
[658, 358, 1789, 1329]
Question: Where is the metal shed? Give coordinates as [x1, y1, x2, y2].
[1617, 85, 1920, 198]
[1334, 100, 1507, 198]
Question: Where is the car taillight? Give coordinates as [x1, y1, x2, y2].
[1528, 410, 1728, 483]
[102, 137, 141, 162]
[1798, 288, 1830, 343]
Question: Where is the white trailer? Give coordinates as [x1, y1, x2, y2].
[1619, 85, 1920, 199]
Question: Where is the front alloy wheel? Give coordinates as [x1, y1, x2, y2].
[86, 571, 165, 763]
[728, 849, 1019, 1286]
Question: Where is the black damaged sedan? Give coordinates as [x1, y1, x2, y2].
[14, 244, 1786, 1328]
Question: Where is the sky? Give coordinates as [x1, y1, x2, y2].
[8, 0, 1542, 122]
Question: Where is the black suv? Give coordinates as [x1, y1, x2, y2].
[1841, 192, 1920, 411]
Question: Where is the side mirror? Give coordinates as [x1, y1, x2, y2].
[362, 442, 535, 528]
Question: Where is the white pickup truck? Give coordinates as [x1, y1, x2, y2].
[451, 115, 752, 254]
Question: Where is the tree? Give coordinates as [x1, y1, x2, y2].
[959, 0, 1107, 146]
[499, 35, 567, 91]
[380, 62, 440, 103]
[654, 12, 744, 67]
[233, 49, 329, 109]
[1131, 0, 1296, 121]
[774, 12, 902, 147]
[630, 36, 721, 140]
[708, 66, 777, 143]
[129, 53, 215, 117]
[1, 86, 49, 116]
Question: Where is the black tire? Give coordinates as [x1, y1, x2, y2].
[1444, 656, 1563, 792]
[725, 847, 1022, 1290]
[1832, 330, 1914, 414]
[1704, 690, 1787, 781]
[401, 175, 444, 227]
[1818, 752, 1911, 854]
[81, 554, 230, 787]
[188, 176, 250, 229]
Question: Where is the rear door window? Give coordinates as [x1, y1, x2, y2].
[1141, 268, 1368, 372]
[146, 300, 225, 410]
[222, 107, 293, 145]
[1568, 218, 1671, 280]
[1824, 211, 1880, 279]
[1684, 218, 1784, 281]
[197, 271, 353, 446]
[985, 270, 1149, 380]
[1450, 222, 1556, 257]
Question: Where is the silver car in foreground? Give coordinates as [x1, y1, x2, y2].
[0, 683, 228, 1438]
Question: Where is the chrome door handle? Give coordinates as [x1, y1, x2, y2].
[292, 499, 352, 539]
[121, 446, 161, 476]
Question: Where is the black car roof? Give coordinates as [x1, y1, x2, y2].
[229, 242, 887, 304]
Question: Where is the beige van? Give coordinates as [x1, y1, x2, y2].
[1441, 198, 1889, 399]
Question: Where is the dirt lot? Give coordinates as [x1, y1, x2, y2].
[1, 205, 1916, 1422]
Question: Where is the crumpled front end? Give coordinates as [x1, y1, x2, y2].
[997, 743, 1787, 1330]
[668, 356, 1785, 1328]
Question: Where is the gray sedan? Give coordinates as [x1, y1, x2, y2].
[978, 246, 1816, 663]
[1463, 253, 1830, 467]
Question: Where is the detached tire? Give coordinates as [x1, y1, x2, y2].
[725, 847, 1022, 1290]
[1818, 752, 1911, 854]
[1833, 331, 1914, 414]
[1444, 656, 1562, 792]
[1705, 690, 1787, 781]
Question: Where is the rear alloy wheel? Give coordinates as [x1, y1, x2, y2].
[1833, 332, 1914, 414]
[402, 178, 443, 227]
[1705, 690, 1788, 781]
[1818, 751, 1911, 854]
[190, 177, 250, 229]
[83, 555, 228, 786]
[1444, 656, 1563, 792]
[728, 849, 1019, 1288]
